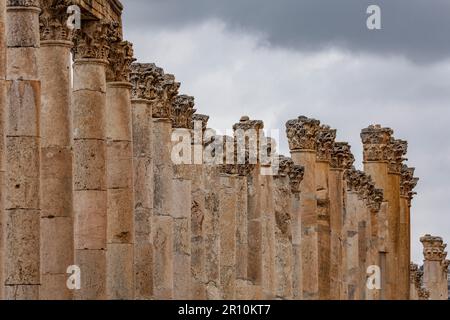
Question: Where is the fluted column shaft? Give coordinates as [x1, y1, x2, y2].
[4, 2, 41, 300]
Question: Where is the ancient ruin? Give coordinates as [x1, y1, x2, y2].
[0, 0, 448, 300]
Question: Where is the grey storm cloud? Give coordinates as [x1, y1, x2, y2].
[123, 0, 450, 63]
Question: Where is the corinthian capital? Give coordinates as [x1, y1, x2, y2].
[330, 142, 355, 170]
[387, 138, 408, 174]
[361, 125, 393, 162]
[400, 165, 419, 204]
[172, 95, 196, 129]
[316, 125, 337, 162]
[39, 0, 74, 42]
[274, 156, 294, 177]
[72, 20, 119, 61]
[107, 41, 136, 82]
[152, 74, 180, 119]
[368, 188, 384, 212]
[289, 165, 305, 194]
[130, 63, 164, 101]
[286, 116, 321, 151]
[191, 114, 210, 132]
[421, 235, 447, 262]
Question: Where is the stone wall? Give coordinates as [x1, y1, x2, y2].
[0, 0, 448, 300]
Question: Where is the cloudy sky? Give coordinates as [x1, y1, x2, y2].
[122, 0, 450, 263]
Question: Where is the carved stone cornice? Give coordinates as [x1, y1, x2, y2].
[330, 142, 355, 170]
[421, 235, 447, 262]
[39, 0, 74, 42]
[171, 95, 196, 129]
[72, 20, 119, 61]
[361, 125, 393, 162]
[289, 165, 305, 194]
[286, 116, 321, 151]
[316, 125, 336, 162]
[130, 63, 164, 101]
[7, 0, 40, 7]
[106, 41, 135, 82]
[152, 74, 180, 119]
[191, 114, 210, 132]
[387, 138, 408, 174]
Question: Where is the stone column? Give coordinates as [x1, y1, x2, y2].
[37, 1, 74, 300]
[329, 143, 354, 300]
[286, 116, 321, 299]
[171, 95, 196, 299]
[386, 138, 408, 299]
[0, 0, 6, 300]
[233, 117, 264, 299]
[71, 20, 112, 300]
[151, 72, 179, 299]
[190, 114, 210, 300]
[289, 163, 304, 300]
[366, 188, 384, 300]
[4, 0, 41, 300]
[421, 235, 449, 300]
[105, 41, 135, 299]
[361, 125, 393, 299]
[130, 63, 157, 300]
[399, 165, 418, 301]
[343, 169, 360, 300]
[315, 125, 336, 300]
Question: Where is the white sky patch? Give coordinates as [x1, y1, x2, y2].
[125, 19, 450, 264]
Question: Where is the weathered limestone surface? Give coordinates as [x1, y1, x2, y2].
[0, 0, 435, 301]
[4, 0, 41, 300]
[38, 0, 74, 300]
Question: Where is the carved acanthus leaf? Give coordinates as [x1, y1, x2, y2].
[172, 95, 196, 129]
[316, 125, 336, 162]
[39, 0, 74, 41]
[361, 125, 393, 162]
[107, 41, 135, 82]
[286, 116, 321, 151]
[330, 142, 355, 170]
[130, 63, 164, 101]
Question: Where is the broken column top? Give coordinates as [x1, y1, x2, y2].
[171, 95, 196, 129]
[286, 116, 321, 151]
[233, 116, 264, 131]
[421, 235, 448, 262]
[316, 125, 337, 162]
[330, 142, 355, 170]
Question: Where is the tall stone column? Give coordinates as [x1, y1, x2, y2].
[233, 117, 264, 299]
[315, 125, 336, 300]
[289, 162, 304, 300]
[190, 113, 210, 300]
[329, 143, 354, 299]
[421, 235, 449, 300]
[0, 0, 6, 300]
[4, 0, 41, 300]
[361, 125, 393, 299]
[130, 63, 157, 300]
[386, 138, 408, 299]
[399, 165, 418, 300]
[38, 1, 74, 300]
[343, 169, 360, 300]
[71, 20, 112, 300]
[152, 72, 179, 299]
[286, 116, 321, 299]
[171, 94, 196, 299]
[105, 41, 135, 299]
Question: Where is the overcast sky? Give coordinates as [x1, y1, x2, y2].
[122, 0, 450, 264]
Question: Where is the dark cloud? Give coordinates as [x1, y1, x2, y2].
[123, 0, 450, 63]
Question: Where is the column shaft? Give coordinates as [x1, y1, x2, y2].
[4, 3, 41, 300]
